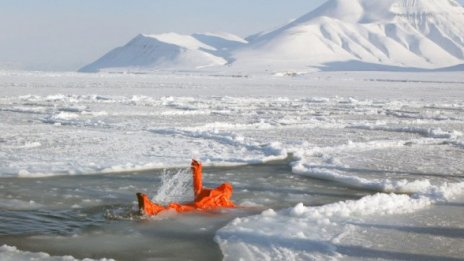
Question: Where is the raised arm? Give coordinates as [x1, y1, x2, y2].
[191, 159, 203, 197]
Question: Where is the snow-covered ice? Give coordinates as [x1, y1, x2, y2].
[0, 70, 463, 260]
[216, 186, 464, 260]
[0, 244, 114, 261]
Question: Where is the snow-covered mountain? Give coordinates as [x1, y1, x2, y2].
[232, 0, 464, 71]
[80, 0, 464, 73]
[79, 33, 246, 72]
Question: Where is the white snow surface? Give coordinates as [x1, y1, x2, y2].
[81, 0, 464, 73]
[1, 71, 463, 180]
[0, 245, 114, 261]
[215, 183, 464, 260]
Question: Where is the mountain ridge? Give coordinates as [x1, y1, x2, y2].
[80, 0, 464, 73]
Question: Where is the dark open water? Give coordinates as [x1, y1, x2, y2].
[0, 161, 370, 260]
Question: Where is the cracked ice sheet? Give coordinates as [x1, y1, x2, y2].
[215, 184, 464, 261]
[0, 71, 463, 182]
[1, 71, 464, 260]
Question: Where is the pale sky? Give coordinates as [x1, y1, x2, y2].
[0, 0, 463, 71]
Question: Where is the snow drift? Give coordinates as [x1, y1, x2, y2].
[80, 0, 464, 72]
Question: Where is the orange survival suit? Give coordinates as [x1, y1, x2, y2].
[136, 160, 235, 216]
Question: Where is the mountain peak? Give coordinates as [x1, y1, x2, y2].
[231, 0, 464, 71]
[139, 33, 216, 51]
[285, 0, 463, 26]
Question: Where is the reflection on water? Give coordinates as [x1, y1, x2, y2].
[0, 161, 369, 260]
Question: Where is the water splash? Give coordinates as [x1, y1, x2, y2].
[152, 168, 194, 204]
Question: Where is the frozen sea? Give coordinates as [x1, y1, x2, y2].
[0, 71, 463, 260]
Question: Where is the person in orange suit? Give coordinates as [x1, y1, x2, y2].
[136, 159, 235, 216]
